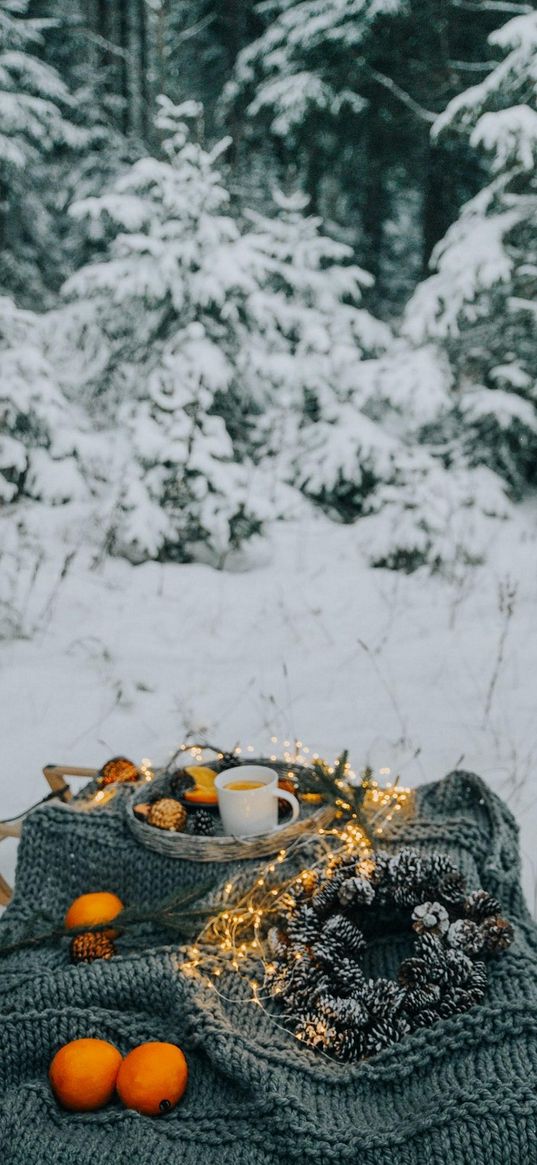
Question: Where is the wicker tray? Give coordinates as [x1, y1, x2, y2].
[125, 760, 334, 861]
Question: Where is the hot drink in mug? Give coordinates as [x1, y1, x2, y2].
[215, 765, 299, 838]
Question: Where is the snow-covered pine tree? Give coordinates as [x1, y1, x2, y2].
[233, 194, 509, 576]
[61, 98, 272, 567]
[0, 296, 87, 507]
[0, 0, 75, 304]
[242, 190, 393, 517]
[406, 11, 537, 494]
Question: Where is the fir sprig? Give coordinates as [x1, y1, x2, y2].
[0, 883, 216, 959]
[298, 751, 373, 844]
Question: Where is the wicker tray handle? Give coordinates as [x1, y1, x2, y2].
[0, 764, 99, 905]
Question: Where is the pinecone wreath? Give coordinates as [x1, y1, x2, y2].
[266, 847, 514, 1063]
[70, 932, 116, 964]
[147, 798, 187, 832]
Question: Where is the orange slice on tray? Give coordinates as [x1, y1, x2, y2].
[183, 765, 219, 807]
[183, 786, 218, 807]
[184, 765, 217, 788]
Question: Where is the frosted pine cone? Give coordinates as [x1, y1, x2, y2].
[338, 875, 375, 907]
[447, 918, 483, 956]
[480, 915, 514, 954]
[412, 901, 450, 937]
[464, 889, 502, 922]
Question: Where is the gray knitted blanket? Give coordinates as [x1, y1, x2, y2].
[1, 770, 537, 1164]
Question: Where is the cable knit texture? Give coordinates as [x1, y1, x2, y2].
[1, 770, 537, 1164]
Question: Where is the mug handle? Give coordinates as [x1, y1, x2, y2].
[273, 788, 300, 829]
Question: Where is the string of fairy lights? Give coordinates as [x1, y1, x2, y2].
[155, 737, 414, 1000]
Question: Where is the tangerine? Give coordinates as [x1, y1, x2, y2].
[65, 891, 124, 938]
[116, 1042, 188, 1116]
[183, 786, 218, 806]
[184, 765, 216, 788]
[49, 1038, 122, 1112]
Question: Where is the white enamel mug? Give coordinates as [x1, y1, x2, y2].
[215, 765, 300, 838]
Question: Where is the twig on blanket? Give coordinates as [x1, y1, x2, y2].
[0, 882, 217, 958]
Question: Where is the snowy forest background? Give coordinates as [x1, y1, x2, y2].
[1, 0, 537, 900]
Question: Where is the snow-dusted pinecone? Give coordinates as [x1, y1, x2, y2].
[311, 880, 340, 914]
[331, 955, 367, 996]
[148, 798, 187, 832]
[437, 869, 466, 905]
[412, 901, 450, 937]
[402, 981, 442, 1015]
[364, 1015, 410, 1056]
[70, 931, 116, 964]
[288, 904, 321, 945]
[399, 955, 428, 990]
[387, 849, 425, 906]
[188, 808, 217, 836]
[324, 913, 366, 957]
[480, 914, 514, 953]
[447, 918, 483, 956]
[338, 874, 375, 907]
[331, 1025, 363, 1063]
[295, 1012, 333, 1052]
[464, 889, 502, 922]
[414, 931, 446, 974]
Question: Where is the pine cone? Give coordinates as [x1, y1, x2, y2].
[187, 808, 217, 836]
[70, 931, 116, 964]
[98, 756, 139, 787]
[331, 1026, 363, 1063]
[311, 881, 340, 915]
[267, 927, 290, 957]
[147, 798, 187, 832]
[324, 913, 365, 957]
[437, 870, 466, 905]
[480, 914, 514, 954]
[464, 889, 501, 922]
[288, 904, 321, 945]
[387, 849, 425, 906]
[447, 918, 483, 956]
[331, 955, 366, 996]
[402, 981, 441, 1015]
[399, 956, 428, 990]
[295, 1012, 333, 1052]
[364, 1016, 410, 1056]
[412, 901, 450, 937]
[338, 875, 375, 907]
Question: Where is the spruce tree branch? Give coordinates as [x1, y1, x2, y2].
[172, 14, 216, 46]
[449, 60, 494, 73]
[361, 63, 436, 124]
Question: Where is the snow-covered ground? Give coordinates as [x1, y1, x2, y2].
[2, 508, 537, 910]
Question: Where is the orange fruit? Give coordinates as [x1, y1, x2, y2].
[65, 891, 124, 938]
[184, 765, 216, 789]
[116, 1042, 188, 1116]
[183, 786, 218, 806]
[49, 1038, 122, 1111]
